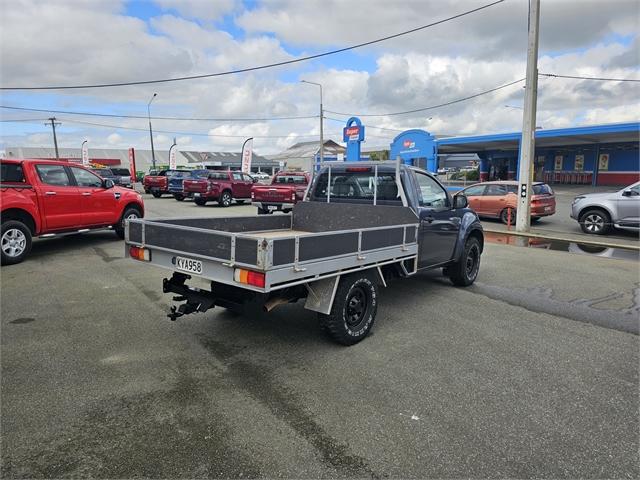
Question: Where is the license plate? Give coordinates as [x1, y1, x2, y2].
[268, 205, 277, 210]
[193, 193, 201, 197]
[175, 256, 203, 274]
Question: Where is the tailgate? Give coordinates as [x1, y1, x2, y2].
[183, 180, 207, 193]
[253, 186, 294, 202]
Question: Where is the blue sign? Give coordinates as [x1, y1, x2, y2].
[343, 117, 365, 161]
[389, 129, 437, 172]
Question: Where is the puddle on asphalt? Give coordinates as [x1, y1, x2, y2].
[485, 231, 640, 262]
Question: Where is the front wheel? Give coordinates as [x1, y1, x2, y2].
[194, 198, 207, 206]
[500, 207, 516, 225]
[219, 191, 232, 207]
[1, 221, 33, 265]
[114, 207, 141, 239]
[579, 209, 611, 235]
[173, 194, 184, 201]
[318, 273, 378, 346]
[151, 190, 162, 198]
[448, 236, 481, 287]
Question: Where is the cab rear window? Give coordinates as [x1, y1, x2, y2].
[1, 163, 25, 183]
[312, 171, 400, 202]
[533, 184, 553, 195]
[275, 175, 306, 184]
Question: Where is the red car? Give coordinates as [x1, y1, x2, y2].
[183, 170, 255, 207]
[1, 159, 145, 265]
[461, 180, 556, 224]
[251, 171, 310, 214]
[143, 169, 190, 198]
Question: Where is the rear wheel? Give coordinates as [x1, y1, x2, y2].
[579, 209, 611, 235]
[173, 194, 184, 201]
[219, 191, 232, 207]
[194, 198, 207, 206]
[500, 207, 516, 225]
[236, 200, 245, 205]
[1, 221, 32, 265]
[318, 273, 378, 346]
[114, 207, 141, 239]
[448, 236, 481, 287]
[151, 190, 162, 198]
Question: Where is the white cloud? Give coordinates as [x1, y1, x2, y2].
[107, 133, 123, 144]
[153, 0, 236, 21]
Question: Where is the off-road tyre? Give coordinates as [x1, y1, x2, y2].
[194, 198, 207, 206]
[151, 190, 162, 198]
[173, 194, 185, 201]
[1, 220, 32, 265]
[448, 236, 481, 287]
[319, 272, 378, 346]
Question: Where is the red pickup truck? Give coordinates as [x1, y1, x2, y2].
[183, 170, 255, 207]
[1, 159, 145, 265]
[143, 169, 190, 197]
[251, 171, 310, 214]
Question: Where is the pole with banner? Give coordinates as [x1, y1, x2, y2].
[128, 148, 137, 180]
[241, 137, 254, 174]
[81, 140, 89, 165]
[168, 137, 177, 170]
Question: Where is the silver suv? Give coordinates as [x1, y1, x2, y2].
[570, 182, 640, 235]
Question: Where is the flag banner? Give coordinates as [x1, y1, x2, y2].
[82, 142, 89, 165]
[241, 139, 253, 174]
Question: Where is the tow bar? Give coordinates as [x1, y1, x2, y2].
[163, 272, 215, 321]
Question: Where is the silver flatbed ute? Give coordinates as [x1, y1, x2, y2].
[126, 201, 419, 292]
[125, 160, 484, 345]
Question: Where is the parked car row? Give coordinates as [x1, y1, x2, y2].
[143, 169, 311, 212]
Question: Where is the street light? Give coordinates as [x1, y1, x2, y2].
[301, 80, 323, 164]
[147, 93, 157, 170]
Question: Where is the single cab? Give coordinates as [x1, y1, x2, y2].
[251, 171, 310, 214]
[183, 170, 256, 207]
[1, 159, 144, 265]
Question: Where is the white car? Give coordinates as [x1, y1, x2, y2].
[570, 182, 640, 235]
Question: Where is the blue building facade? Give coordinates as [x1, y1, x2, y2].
[389, 129, 437, 172]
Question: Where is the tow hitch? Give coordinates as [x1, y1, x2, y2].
[163, 272, 215, 321]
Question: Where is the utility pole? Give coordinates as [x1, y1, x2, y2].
[46, 117, 61, 159]
[301, 80, 324, 165]
[516, 0, 540, 233]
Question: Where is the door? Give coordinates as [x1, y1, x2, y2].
[483, 184, 511, 218]
[413, 171, 460, 267]
[33, 164, 81, 230]
[231, 172, 252, 198]
[462, 184, 487, 215]
[616, 183, 640, 227]
[70, 166, 119, 226]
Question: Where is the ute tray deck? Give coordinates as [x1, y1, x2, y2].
[126, 202, 419, 291]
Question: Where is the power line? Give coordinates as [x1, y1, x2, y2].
[59, 117, 396, 141]
[0, 0, 505, 91]
[326, 78, 526, 117]
[539, 73, 640, 82]
[0, 105, 317, 122]
[0, 118, 50, 122]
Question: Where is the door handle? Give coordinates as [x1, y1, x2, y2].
[45, 191, 57, 196]
[82, 192, 92, 196]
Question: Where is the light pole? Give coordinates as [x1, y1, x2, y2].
[301, 80, 323, 165]
[147, 93, 157, 170]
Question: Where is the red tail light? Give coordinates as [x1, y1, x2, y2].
[129, 246, 150, 261]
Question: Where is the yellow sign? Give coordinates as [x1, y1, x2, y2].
[574, 155, 584, 172]
[598, 153, 609, 171]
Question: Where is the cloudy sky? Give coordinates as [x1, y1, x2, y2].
[0, 0, 638, 155]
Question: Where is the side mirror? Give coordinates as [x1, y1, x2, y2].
[622, 189, 638, 197]
[453, 193, 468, 209]
[103, 178, 115, 189]
[253, 177, 258, 183]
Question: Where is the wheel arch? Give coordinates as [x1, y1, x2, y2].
[120, 201, 144, 219]
[578, 204, 613, 222]
[1, 208, 37, 235]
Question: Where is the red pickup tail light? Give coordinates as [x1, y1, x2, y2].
[234, 268, 265, 288]
[291, 192, 296, 201]
[251, 191, 255, 199]
[129, 246, 151, 261]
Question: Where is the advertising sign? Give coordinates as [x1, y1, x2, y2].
[574, 154, 584, 171]
[241, 138, 253, 174]
[169, 145, 177, 170]
[598, 153, 609, 171]
[345, 126, 360, 141]
[81, 142, 89, 166]
[128, 148, 136, 179]
[554, 155, 563, 171]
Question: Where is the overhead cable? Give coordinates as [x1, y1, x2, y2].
[0, 0, 506, 90]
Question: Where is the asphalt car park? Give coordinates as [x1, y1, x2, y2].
[1, 193, 639, 478]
